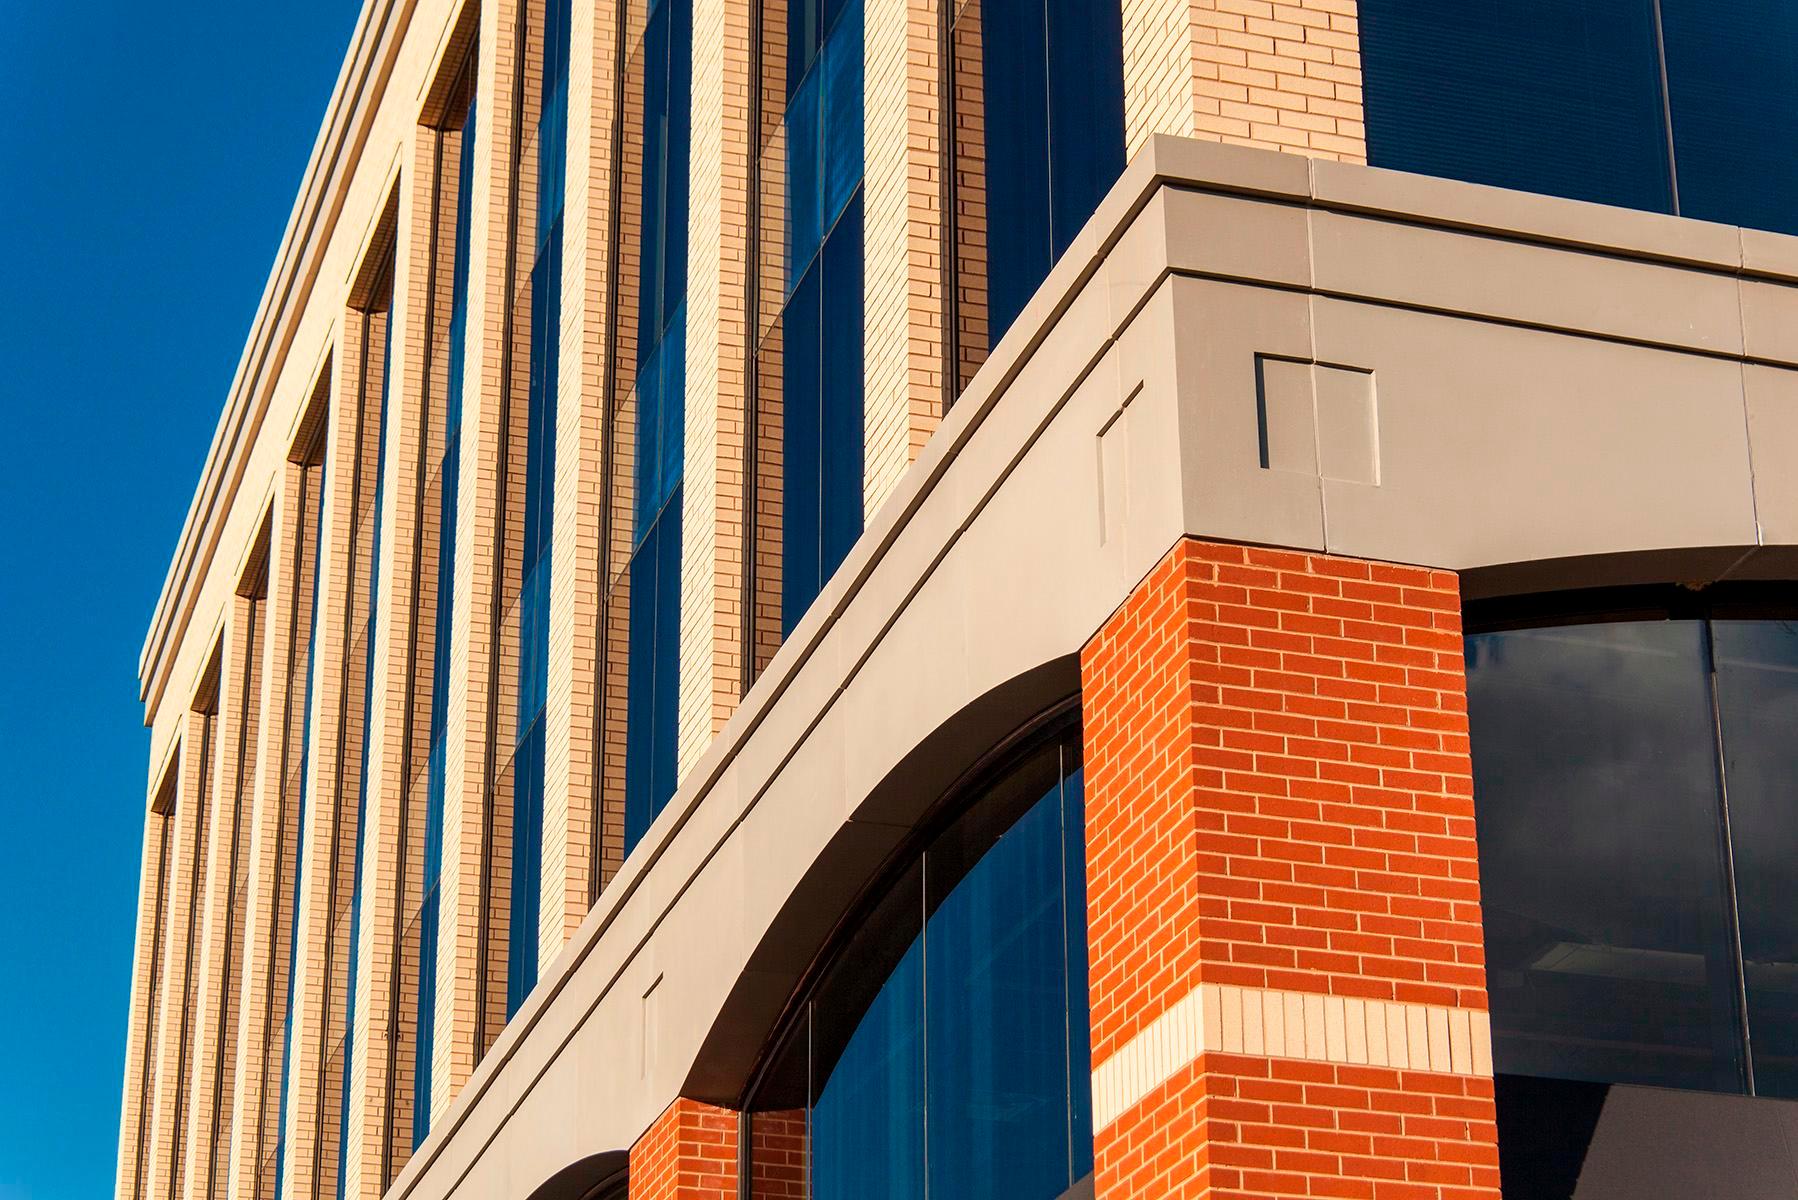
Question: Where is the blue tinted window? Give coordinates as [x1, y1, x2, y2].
[971, 0, 1123, 344]
[1661, 0, 1798, 235]
[752, 731, 1092, 1198]
[1360, 0, 1673, 213]
[770, 0, 864, 638]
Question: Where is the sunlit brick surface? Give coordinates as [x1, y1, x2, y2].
[1082, 538, 1497, 1199]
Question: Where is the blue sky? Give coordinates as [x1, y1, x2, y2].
[0, 3, 363, 1196]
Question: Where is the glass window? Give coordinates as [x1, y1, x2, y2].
[1711, 618, 1798, 1096]
[1359, 0, 1673, 214]
[1659, 0, 1798, 236]
[765, 0, 865, 638]
[1360, 0, 1798, 236]
[1467, 603, 1798, 1100]
[746, 725, 1092, 1199]
[950, 0, 1125, 378]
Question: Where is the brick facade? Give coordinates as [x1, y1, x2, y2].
[1081, 539, 1497, 1198]
[1121, 0, 1366, 162]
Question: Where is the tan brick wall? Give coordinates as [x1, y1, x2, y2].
[341, 107, 460, 1197]
[677, 0, 754, 778]
[228, 454, 318, 1200]
[748, 0, 789, 683]
[181, 596, 263, 1200]
[539, 0, 618, 972]
[1121, 0, 1365, 162]
[436, 0, 520, 1127]
[116, 788, 173, 1200]
[145, 709, 215, 1200]
[282, 298, 397, 1200]
[861, 0, 944, 520]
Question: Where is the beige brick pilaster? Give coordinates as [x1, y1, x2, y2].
[676, 0, 754, 779]
[539, 0, 619, 971]
[862, 0, 944, 520]
[435, 0, 525, 1126]
[145, 709, 211, 1200]
[182, 596, 262, 1200]
[116, 793, 173, 1200]
[1121, 0, 1366, 162]
[341, 119, 448, 1200]
[282, 333, 375, 1200]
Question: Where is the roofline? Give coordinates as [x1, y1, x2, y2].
[137, 0, 414, 715]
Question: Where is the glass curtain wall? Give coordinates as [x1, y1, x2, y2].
[329, 251, 395, 1200]
[745, 725, 1093, 1199]
[270, 425, 329, 1198]
[1359, 0, 1798, 235]
[752, 0, 865, 649]
[945, 0, 1124, 394]
[493, 0, 572, 1027]
[1466, 603, 1798, 1098]
[603, 0, 692, 858]
[409, 43, 479, 1153]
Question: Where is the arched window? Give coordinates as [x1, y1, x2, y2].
[1465, 589, 1798, 1099]
[743, 719, 1092, 1198]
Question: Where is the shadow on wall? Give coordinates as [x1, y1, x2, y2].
[1497, 1075, 1798, 1199]
[523, 1151, 628, 1200]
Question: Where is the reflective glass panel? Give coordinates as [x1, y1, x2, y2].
[1359, 0, 1673, 214]
[1466, 621, 1744, 1091]
[1712, 619, 1798, 1097]
[1660, 0, 1798, 236]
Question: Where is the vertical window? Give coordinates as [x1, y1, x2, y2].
[410, 39, 479, 1153]
[1359, 0, 1798, 236]
[946, 0, 1124, 392]
[606, 0, 693, 858]
[271, 416, 330, 1198]
[493, 0, 573, 1029]
[330, 244, 396, 1199]
[753, 0, 865, 643]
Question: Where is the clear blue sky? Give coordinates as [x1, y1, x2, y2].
[0, 3, 364, 1196]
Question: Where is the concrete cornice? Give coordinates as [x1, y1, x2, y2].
[137, 0, 415, 719]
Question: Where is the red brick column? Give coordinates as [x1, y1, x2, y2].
[1081, 539, 1500, 1199]
[630, 1099, 740, 1199]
